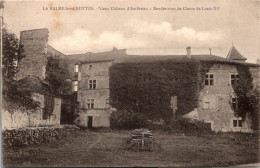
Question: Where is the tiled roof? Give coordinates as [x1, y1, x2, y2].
[226, 46, 247, 61]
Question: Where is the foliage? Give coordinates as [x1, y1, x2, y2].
[42, 95, 55, 119]
[45, 57, 70, 95]
[45, 57, 79, 122]
[171, 117, 212, 133]
[2, 126, 79, 147]
[2, 28, 39, 112]
[2, 82, 40, 113]
[110, 110, 148, 129]
[233, 65, 259, 130]
[109, 60, 211, 124]
[61, 93, 80, 124]
[2, 28, 25, 85]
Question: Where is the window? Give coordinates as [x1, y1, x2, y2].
[89, 80, 96, 89]
[204, 102, 210, 109]
[73, 81, 78, 91]
[233, 119, 242, 127]
[232, 97, 239, 111]
[74, 64, 79, 73]
[86, 99, 94, 109]
[205, 74, 214, 86]
[231, 74, 239, 86]
[89, 65, 92, 68]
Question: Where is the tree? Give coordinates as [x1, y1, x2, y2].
[45, 56, 79, 124]
[45, 57, 70, 95]
[2, 27, 38, 111]
[2, 28, 25, 94]
[234, 82, 260, 131]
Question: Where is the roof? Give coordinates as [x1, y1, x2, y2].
[17, 76, 55, 96]
[65, 48, 127, 63]
[226, 46, 247, 61]
[58, 48, 127, 77]
[114, 54, 259, 66]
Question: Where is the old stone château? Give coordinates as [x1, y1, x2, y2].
[16, 28, 259, 132]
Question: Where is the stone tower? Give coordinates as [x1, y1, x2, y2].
[17, 28, 49, 80]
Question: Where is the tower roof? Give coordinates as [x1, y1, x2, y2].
[226, 46, 247, 61]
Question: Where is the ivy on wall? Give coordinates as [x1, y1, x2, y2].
[43, 95, 55, 120]
[110, 57, 259, 127]
[109, 59, 213, 124]
[233, 64, 259, 130]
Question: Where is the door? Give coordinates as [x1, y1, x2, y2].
[88, 116, 93, 128]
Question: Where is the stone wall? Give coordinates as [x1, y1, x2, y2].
[77, 61, 113, 127]
[17, 29, 49, 80]
[2, 93, 61, 130]
[185, 63, 253, 132]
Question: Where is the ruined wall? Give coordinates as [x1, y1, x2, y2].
[2, 93, 61, 130]
[77, 61, 113, 127]
[17, 29, 49, 80]
[188, 63, 252, 132]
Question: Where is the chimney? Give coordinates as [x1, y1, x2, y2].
[186, 46, 191, 59]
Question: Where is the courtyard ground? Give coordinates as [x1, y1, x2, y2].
[2, 129, 259, 167]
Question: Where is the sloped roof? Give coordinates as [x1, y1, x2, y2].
[226, 46, 247, 61]
[114, 54, 258, 66]
[57, 48, 127, 77]
[65, 48, 127, 63]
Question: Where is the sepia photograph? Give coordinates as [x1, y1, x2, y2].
[1, 0, 259, 167]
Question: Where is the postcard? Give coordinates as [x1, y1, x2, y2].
[1, 0, 259, 167]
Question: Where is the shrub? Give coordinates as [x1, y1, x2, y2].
[110, 110, 148, 129]
[171, 117, 212, 133]
[2, 125, 79, 147]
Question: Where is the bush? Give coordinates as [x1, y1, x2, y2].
[2, 125, 78, 147]
[171, 117, 212, 133]
[110, 110, 148, 129]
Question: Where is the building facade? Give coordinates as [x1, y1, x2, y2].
[14, 28, 259, 132]
[2, 28, 62, 130]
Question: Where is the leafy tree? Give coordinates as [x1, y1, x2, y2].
[2, 28, 25, 93]
[45, 56, 79, 124]
[234, 65, 260, 131]
[2, 27, 39, 111]
[45, 57, 70, 95]
[235, 85, 260, 131]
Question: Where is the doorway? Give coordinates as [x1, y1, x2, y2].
[88, 116, 93, 128]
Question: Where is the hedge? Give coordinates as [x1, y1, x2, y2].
[2, 125, 79, 147]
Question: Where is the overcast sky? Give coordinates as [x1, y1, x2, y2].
[3, 0, 259, 63]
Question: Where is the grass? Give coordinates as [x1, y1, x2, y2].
[2, 129, 259, 167]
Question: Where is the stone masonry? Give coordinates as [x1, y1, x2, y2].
[17, 28, 49, 80]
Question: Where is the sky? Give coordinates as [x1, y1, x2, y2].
[3, 0, 260, 63]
